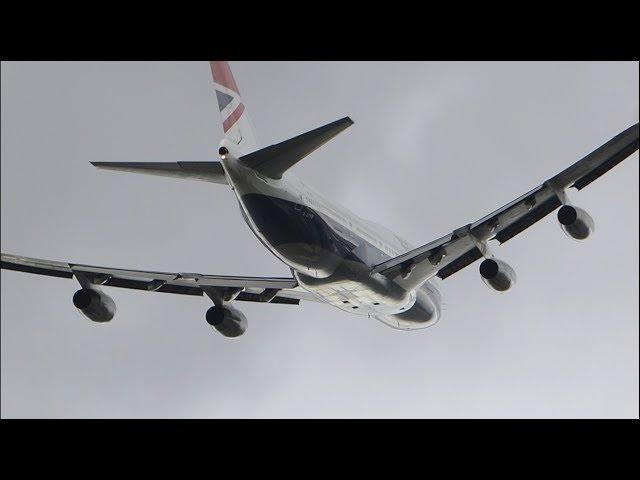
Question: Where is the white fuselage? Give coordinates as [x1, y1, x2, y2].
[220, 152, 441, 330]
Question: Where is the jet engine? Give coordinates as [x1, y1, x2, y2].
[479, 258, 516, 292]
[72, 287, 116, 322]
[557, 205, 594, 241]
[206, 305, 247, 338]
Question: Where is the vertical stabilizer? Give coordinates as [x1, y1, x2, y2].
[209, 61, 259, 154]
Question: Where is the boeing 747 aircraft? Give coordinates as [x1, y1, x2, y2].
[2, 62, 638, 337]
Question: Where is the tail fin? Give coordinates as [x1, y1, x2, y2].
[210, 61, 259, 154]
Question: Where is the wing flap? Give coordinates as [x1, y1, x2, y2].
[491, 193, 562, 244]
[235, 291, 299, 305]
[436, 247, 483, 280]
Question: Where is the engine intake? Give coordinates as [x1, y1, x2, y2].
[479, 258, 516, 292]
[557, 205, 594, 240]
[206, 305, 247, 337]
[72, 288, 116, 322]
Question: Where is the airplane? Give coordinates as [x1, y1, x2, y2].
[1, 62, 638, 338]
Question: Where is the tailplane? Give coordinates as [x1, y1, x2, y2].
[210, 61, 259, 154]
[239, 117, 353, 179]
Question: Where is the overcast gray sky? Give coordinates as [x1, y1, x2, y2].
[1, 61, 638, 418]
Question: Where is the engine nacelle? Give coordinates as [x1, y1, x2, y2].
[479, 258, 516, 292]
[72, 288, 116, 322]
[557, 205, 594, 241]
[206, 305, 247, 338]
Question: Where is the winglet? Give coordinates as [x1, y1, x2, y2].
[239, 116, 354, 179]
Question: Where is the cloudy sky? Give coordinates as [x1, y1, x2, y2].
[1, 61, 638, 418]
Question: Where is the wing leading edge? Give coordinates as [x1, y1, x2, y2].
[372, 122, 639, 289]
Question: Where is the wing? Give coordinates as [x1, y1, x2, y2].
[0, 253, 319, 304]
[372, 122, 639, 288]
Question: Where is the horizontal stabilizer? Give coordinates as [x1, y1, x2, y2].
[240, 116, 354, 179]
[91, 161, 228, 184]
